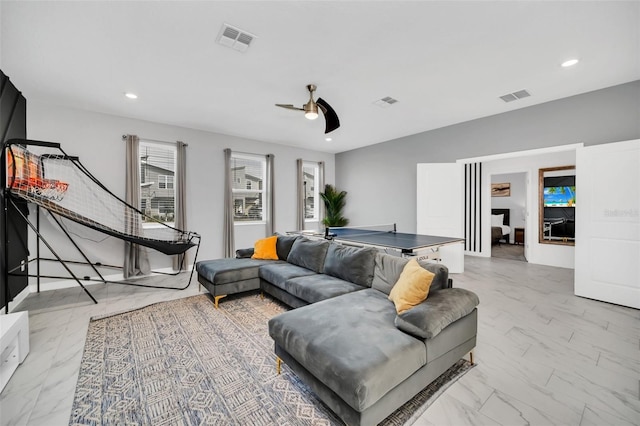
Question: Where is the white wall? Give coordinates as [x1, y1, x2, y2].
[491, 172, 526, 244]
[481, 149, 577, 269]
[26, 101, 335, 282]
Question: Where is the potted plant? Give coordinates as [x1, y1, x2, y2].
[320, 184, 349, 227]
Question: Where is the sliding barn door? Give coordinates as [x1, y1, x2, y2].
[575, 139, 640, 308]
[417, 163, 464, 273]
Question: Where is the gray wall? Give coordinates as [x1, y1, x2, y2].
[336, 81, 640, 232]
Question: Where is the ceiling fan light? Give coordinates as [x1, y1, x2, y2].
[304, 101, 319, 120]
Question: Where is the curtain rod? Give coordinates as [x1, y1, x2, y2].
[121, 135, 188, 147]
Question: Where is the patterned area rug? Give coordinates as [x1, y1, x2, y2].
[69, 293, 473, 425]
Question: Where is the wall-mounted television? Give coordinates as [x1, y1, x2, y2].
[543, 186, 575, 207]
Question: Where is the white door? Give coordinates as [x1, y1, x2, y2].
[575, 139, 640, 308]
[417, 163, 464, 273]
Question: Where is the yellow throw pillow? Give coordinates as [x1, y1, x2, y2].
[388, 258, 435, 314]
[252, 235, 279, 260]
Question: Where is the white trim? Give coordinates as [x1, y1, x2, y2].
[457, 143, 583, 164]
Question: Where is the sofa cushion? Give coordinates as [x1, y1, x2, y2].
[259, 262, 317, 291]
[322, 244, 377, 287]
[235, 248, 254, 259]
[394, 288, 480, 339]
[388, 258, 435, 314]
[285, 274, 365, 304]
[252, 235, 279, 260]
[286, 238, 330, 273]
[268, 289, 426, 412]
[371, 254, 409, 295]
[372, 253, 449, 295]
[276, 234, 300, 260]
[418, 262, 449, 291]
[196, 258, 277, 285]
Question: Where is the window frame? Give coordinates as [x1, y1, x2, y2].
[139, 140, 177, 229]
[231, 152, 267, 225]
[303, 161, 320, 222]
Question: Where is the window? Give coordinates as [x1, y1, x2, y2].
[158, 175, 174, 189]
[139, 141, 176, 226]
[231, 152, 266, 223]
[303, 162, 320, 220]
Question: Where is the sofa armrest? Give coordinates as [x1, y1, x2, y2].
[235, 248, 255, 259]
[394, 288, 479, 339]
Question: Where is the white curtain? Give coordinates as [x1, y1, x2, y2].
[265, 154, 275, 236]
[223, 148, 235, 257]
[173, 141, 188, 270]
[124, 134, 150, 278]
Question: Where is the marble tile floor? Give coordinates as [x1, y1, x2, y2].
[1, 256, 639, 426]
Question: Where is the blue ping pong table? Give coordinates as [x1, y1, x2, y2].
[324, 225, 465, 262]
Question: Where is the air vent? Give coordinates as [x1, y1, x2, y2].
[500, 89, 531, 103]
[373, 96, 398, 108]
[217, 24, 255, 53]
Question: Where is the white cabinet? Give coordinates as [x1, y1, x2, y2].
[0, 311, 29, 393]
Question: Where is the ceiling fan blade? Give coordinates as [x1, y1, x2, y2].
[275, 103, 304, 111]
[316, 97, 340, 134]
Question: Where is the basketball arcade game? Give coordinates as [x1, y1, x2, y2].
[1, 139, 201, 312]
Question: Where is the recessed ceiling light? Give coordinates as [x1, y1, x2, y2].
[561, 59, 579, 68]
[124, 92, 138, 99]
[325, 137, 332, 142]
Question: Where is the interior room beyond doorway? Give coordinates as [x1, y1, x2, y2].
[491, 172, 527, 262]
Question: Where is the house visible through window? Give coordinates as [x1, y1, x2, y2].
[230, 152, 266, 223]
[158, 175, 174, 189]
[139, 141, 176, 226]
[303, 162, 319, 220]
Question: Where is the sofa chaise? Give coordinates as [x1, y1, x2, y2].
[195, 234, 479, 425]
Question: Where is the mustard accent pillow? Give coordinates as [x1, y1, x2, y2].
[251, 235, 279, 260]
[388, 258, 435, 314]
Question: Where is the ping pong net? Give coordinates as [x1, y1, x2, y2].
[325, 223, 397, 239]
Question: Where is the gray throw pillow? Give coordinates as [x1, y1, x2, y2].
[417, 262, 449, 291]
[371, 253, 409, 295]
[286, 238, 330, 273]
[275, 234, 299, 260]
[394, 288, 479, 339]
[323, 244, 377, 287]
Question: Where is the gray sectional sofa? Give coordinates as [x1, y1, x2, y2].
[195, 234, 479, 426]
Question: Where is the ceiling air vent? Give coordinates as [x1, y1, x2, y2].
[500, 89, 531, 103]
[373, 96, 398, 108]
[217, 24, 255, 53]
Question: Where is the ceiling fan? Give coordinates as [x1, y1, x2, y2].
[276, 84, 340, 134]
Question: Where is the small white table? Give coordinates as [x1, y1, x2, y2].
[0, 311, 29, 393]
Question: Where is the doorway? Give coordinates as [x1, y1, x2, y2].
[491, 172, 527, 262]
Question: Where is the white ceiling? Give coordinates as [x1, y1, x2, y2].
[1, 1, 639, 154]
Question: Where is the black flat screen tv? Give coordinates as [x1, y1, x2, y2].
[543, 186, 576, 207]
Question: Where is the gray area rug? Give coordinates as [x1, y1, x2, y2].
[69, 293, 473, 425]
